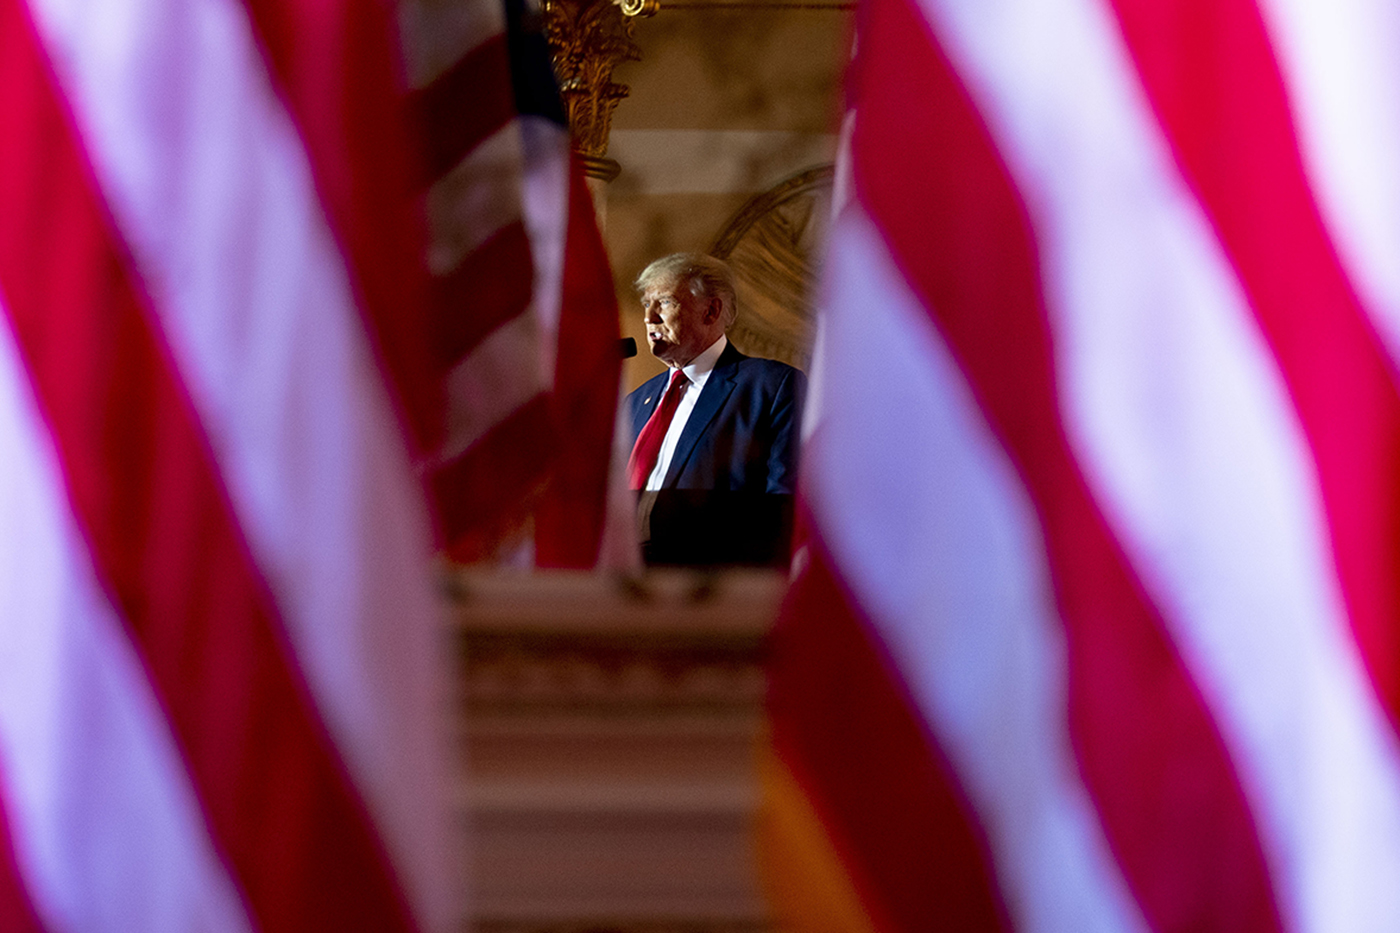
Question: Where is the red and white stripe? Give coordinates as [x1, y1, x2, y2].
[0, 305, 254, 933]
[401, 0, 551, 559]
[403, 0, 623, 567]
[0, 0, 455, 927]
[774, 0, 1400, 928]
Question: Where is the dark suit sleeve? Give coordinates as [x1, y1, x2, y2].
[765, 366, 805, 495]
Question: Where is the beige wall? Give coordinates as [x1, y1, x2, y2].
[597, 3, 853, 390]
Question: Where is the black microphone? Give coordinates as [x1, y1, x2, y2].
[619, 337, 638, 359]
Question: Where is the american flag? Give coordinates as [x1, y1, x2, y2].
[768, 0, 1400, 929]
[0, 0, 607, 923]
[408, 0, 623, 566]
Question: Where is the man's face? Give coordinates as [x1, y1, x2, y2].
[640, 278, 721, 367]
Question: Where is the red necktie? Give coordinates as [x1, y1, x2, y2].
[628, 369, 688, 489]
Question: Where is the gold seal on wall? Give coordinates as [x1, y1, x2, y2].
[709, 165, 834, 372]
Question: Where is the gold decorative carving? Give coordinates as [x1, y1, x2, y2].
[618, 0, 662, 15]
[542, 0, 653, 181]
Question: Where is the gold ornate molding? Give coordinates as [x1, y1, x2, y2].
[618, 0, 662, 15]
[542, 0, 655, 181]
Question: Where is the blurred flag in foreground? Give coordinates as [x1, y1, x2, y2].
[0, 0, 460, 929]
[768, 0, 1400, 929]
[407, 0, 623, 567]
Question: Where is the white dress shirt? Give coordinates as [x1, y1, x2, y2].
[643, 334, 727, 491]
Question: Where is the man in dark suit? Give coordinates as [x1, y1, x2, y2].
[626, 253, 804, 567]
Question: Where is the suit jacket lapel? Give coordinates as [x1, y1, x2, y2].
[663, 342, 742, 487]
[630, 371, 670, 444]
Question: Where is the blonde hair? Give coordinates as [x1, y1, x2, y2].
[634, 252, 738, 328]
